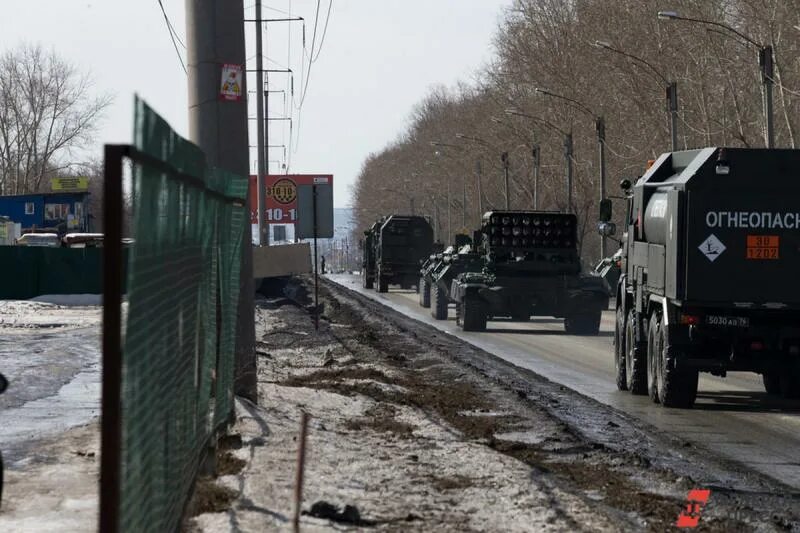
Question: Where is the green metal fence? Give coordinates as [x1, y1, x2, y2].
[0, 246, 128, 299]
[101, 98, 248, 532]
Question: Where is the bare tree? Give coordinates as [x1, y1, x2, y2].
[0, 43, 112, 195]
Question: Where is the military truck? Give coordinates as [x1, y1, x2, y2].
[603, 148, 800, 408]
[361, 220, 381, 289]
[419, 234, 482, 319]
[450, 210, 608, 333]
[363, 215, 433, 293]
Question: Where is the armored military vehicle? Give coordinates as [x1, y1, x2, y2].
[450, 211, 608, 332]
[418, 234, 482, 319]
[605, 148, 800, 407]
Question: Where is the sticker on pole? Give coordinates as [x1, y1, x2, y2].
[699, 234, 726, 262]
[219, 64, 243, 101]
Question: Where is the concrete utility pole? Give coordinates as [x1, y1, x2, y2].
[531, 145, 540, 210]
[565, 133, 574, 213]
[255, 0, 268, 246]
[186, 0, 257, 402]
[596, 118, 607, 257]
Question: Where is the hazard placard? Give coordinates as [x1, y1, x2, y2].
[746, 235, 779, 260]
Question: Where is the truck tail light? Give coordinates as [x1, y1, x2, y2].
[750, 341, 765, 351]
[679, 313, 700, 325]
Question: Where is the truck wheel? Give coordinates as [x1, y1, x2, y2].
[564, 313, 600, 335]
[625, 309, 647, 395]
[779, 362, 800, 399]
[512, 313, 530, 322]
[378, 277, 389, 293]
[647, 312, 661, 403]
[419, 277, 431, 308]
[614, 305, 628, 391]
[461, 296, 487, 332]
[762, 372, 781, 395]
[362, 273, 373, 290]
[431, 285, 448, 320]
[654, 312, 698, 408]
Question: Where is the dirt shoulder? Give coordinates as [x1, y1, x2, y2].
[188, 277, 799, 532]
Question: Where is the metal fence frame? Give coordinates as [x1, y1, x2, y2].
[101, 144, 245, 533]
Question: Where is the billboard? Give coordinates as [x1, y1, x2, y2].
[249, 174, 334, 225]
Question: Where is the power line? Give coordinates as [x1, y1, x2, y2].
[311, 0, 333, 63]
[157, 0, 187, 74]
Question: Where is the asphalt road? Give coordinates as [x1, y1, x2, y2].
[328, 273, 800, 491]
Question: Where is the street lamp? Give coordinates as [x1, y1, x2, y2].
[455, 133, 510, 210]
[594, 40, 679, 151]
[504, 110, 575, 213]
[534, 88, 609, 257]
[657, 10, 774, 148]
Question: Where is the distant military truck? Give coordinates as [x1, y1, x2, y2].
[605, 147, 800, 408]
[364, 215, 434, 293]
[450, 210, 608, 332]
[361, 220, 381, 289]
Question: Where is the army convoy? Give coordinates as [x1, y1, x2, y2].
[361, 147, 800, 407]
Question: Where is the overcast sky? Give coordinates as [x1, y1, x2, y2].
[2, 1, 513, 207]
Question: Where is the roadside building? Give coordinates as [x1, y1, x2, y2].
[0, 191, 91, 234]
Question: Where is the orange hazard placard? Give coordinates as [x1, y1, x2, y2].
[746, 235, 779, 260]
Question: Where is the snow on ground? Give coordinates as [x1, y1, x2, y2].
[0, 299, 101, 531]
[188, 296, 621, 532]
[29, 294, 102, 306]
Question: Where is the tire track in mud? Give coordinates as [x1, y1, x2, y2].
[315, 276, 800, 532]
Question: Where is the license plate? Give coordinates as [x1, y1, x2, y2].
[705, 315, 750, 327]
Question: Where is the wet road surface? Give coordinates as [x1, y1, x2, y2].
[328, 274, 800, 490]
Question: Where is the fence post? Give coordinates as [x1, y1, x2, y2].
[100, 144, 125, 533]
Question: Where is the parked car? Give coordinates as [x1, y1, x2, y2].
[61, 233, 104, 248]
[15, 233, 60, 247]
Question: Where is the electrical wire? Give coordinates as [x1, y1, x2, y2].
[311, 0, 333, 63]
[297, 0, 322, 109]
[157, 0, 187, 74]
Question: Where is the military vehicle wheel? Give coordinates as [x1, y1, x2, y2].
[431, 286, 448, 320]
[646, 312, 661, 403]
[362, 274, 374, 290]
[779, 362, 800, 399]
[625, 309, 647, 394]
[461, 296, 487, 332]
[418, 277, 431, 308]
[378, 276, 389, 293]
[614, 305, 628, 391]
[512, 313, 530, 322]
[652, 312, 698, 408]
[762, 372, 781, 395]
[564, 313, 600, 335]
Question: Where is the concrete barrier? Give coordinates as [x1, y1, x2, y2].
[252, 243, 312, 279]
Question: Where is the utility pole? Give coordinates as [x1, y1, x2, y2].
[255, 0, 268, 246]
[667, 82, 679, 151]
[462, 174, 466, 228]
[532, 145, 540, 210]
[565, 133, 574, 213]
[501, 152, 510, 209]
[475, 158, 483, 225]
[760, 45, 775, 148]
[186, 0, 257, 402]
[596, 118, 607, 257]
